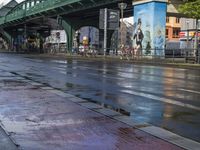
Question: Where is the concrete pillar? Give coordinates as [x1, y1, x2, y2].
[0, 28, 12, 50]
[133, 0, 167, 56]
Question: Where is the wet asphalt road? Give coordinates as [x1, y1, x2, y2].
[0, 53, 200, 142]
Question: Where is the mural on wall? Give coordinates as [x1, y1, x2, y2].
[133, 1, 167, 56]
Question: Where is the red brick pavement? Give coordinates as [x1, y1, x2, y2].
[0, 79, 183, 150]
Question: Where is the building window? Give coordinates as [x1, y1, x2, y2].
[166, 29, 169, 38]
[173, 28, 180, 38]
[166, 17, 169, 23]
[176, 18, 180, 24]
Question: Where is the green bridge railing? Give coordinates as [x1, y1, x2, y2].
[0, 0, 82, 25]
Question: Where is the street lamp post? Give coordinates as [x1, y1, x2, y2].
[198, 20, 200, 64]
[118, 2, 127, 49]
[194, 19, 199, 59]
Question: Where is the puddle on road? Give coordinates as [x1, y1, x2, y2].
[26, 73, 44, 77]
[1, 80, 27, 87]
[169, 111, 200, 125]
[65, 82, 128, 111]
[75, 94, 81, 97]
[171, 111, 195, 119]
[65, 82, 90, 91]
[65, 82, 75, 88]
[94, 92, 102, 97]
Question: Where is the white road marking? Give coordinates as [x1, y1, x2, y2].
[121, 89, 200, 111]
[179, 88, 200, 95]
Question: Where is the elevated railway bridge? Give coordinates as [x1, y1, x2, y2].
[0, 0, 185, 52]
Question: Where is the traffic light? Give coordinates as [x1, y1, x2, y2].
[56, 32, 60, 39]
[76, 32, 80, 44]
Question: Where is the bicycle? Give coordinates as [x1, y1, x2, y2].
[119, 46, 135, 60]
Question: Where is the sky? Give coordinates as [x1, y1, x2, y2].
[125, 17, 133, 24]
[0, 0, 24, 5]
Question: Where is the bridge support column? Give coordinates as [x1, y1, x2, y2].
[133, 0, 167, 57]
[0, 28, 12, 50]
[60, 19, 75, 53]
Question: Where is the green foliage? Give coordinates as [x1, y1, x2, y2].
[178, 0, 200, 19]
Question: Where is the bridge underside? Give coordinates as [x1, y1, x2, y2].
[1, 0, 133, 52]
[0, 0, 185, 52]
[1, 0, 183, 29]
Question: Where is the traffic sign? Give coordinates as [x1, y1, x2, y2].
[99, 9, 119, 30]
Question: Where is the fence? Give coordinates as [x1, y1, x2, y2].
[117, 48, 200, 64]
[68, 47, 200, 64]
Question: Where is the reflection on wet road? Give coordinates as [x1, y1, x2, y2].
[0, 53, 200, 142]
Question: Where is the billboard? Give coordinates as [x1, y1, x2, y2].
[46, 30, 67, 44]
[133, 2, 167, 56]
[179, 31, 200, 39]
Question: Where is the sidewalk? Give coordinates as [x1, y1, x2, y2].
[0, 71, 186, 149]
[0, 127, 17, 150]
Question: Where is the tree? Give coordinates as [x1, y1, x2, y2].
[179, 0, 200, 50]
[179, 0, 200, 20]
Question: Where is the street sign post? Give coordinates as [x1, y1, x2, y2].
[99, 9, 119, 30]
[99, 9, 119, 55]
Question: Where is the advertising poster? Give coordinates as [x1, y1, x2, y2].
[133, 1, 167, 56]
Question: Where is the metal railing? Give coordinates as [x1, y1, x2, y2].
[0, 0, 82, 25]
[67, 47, 200, 64]
[4, 43, 200, 64]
